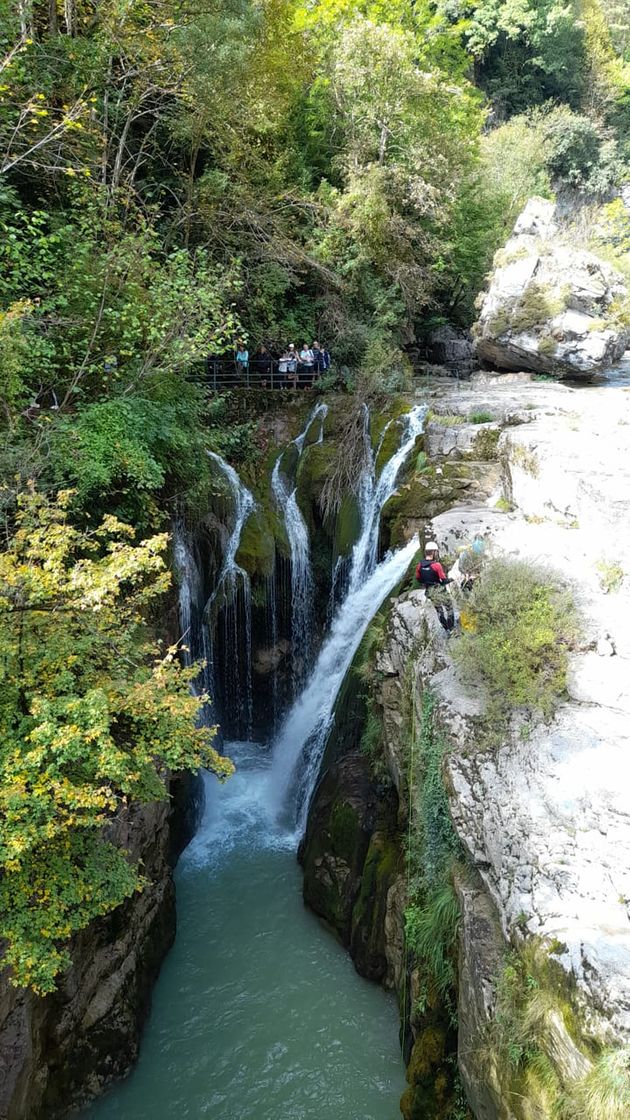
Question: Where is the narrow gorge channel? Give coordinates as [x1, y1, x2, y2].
[84, 404, 425, 1120]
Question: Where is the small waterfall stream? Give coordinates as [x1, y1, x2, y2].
[208, 452, 255, 739]
[269, 536, 417, 832]
[271, 402, 328, 691]
[86, 403, 424, 1120]
[348, 404, 425, 593]
[176, 452, 256, 739]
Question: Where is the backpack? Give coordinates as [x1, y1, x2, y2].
[416, 559, 440, 586]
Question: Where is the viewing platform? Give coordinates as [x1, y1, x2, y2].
[190, 359, 327, 391]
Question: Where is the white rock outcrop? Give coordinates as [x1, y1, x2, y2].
[473, 197, 629, 379]
[424, 378, 630, 1043]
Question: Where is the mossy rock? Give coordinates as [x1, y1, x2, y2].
[351, 832, 401, 980]
[400, 1028, 453, 1120]
[472, 426, 501, 461]
[335, 492, 361, 558]
[295, 441, 338, 518]
[369, 395, 412, 452]
[382, 465, 472, 549]
[235, 509, 276, 578]
[301, 790, 367, 938]
[374, 416, 420, 475]
[407, 1027, 448, 1083]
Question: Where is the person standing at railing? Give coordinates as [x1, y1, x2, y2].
[312, 341, 324, 377]
[299, 343, 315, 388]
[235, 341, 249, 379]
[280, 344, 299, 389]
[253, 345, 272, 386]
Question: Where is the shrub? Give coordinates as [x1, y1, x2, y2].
[596, 560, 624, 593]
[480, 116, 551, 224]
[510, 283, 567, 334]
[454, 558, 578, 717]
[359, 335, 412, 395]
[539, 105, 624, 192]
[431, 413, 466, 426]
[405, 882, 460, 1000]
[538, 335, 558, 358]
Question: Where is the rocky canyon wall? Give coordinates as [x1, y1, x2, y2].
[301, 374, 630, 1120]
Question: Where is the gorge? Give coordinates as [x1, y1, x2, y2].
[2, 0, 630, 1112]
[5, 368, 629, 1120]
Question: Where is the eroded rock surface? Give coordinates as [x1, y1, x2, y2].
[473, 197, 628, 379]
[304, 374, 630, 1118]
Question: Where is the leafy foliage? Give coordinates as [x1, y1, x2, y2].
[0, 488, 232, 992]
[453, 558, 578, 718]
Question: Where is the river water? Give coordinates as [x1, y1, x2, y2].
[84, 746, 405, 1120]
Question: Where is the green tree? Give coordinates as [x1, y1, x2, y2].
[0, 487, 232, 993]
[464, 0, 588, 114]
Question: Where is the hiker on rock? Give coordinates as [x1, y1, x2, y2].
[416, 540, 455, 632]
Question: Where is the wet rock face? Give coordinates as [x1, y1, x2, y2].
[0, 775, 198, 1120]
[473, 197, 628, 379]
[299, 755, 379, 943]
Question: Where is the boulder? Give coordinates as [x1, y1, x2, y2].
[473, 197, 629, 379]
[425, 325, 475, 379]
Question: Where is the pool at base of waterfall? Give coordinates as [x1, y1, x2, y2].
[83, 744, 406, 1120]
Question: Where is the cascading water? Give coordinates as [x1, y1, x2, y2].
[268, 536, 417, 832]
[173, 523, 199, 667]
[173, 523, 216, 723]
[271, 402, 328, 691]
[205, 452, 256, 739]
[269, 404, 426, 832]
[347, 405, 426, 593]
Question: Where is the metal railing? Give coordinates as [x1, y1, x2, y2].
[190, 358, 329, 390]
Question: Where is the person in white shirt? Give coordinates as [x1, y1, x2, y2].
[298, 343, 314, 387]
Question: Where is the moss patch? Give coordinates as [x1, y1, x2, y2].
[295, 441, 338, 521]
[472, 426, 501, 461]
[329, 801, 361, 857]
[351, 831, 400, 977]
[235, 509, 277, 578]
[335, 492, 362, 558]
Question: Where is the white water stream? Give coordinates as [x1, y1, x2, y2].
[268, 536, 417, 832]
[271, 402, 328, 691]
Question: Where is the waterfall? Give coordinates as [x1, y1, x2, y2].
[347, 405, 425, 593]
[271, 402, 328, 691]
[268, 405, 425, 834]
[173, 523, 198, 667]
[204, 452, 256, 739]
[269, 538, 417, 833]
[173, 522, 216, 720]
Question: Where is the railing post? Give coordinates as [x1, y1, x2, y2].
[213, 360, 217, 391]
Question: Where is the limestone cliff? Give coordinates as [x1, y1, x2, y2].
[302, 373, 630, 1119]
[473, 198, 629, 379]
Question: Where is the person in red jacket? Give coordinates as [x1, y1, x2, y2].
[416, 541, 454, 631]
[416, 541, 448, 587]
